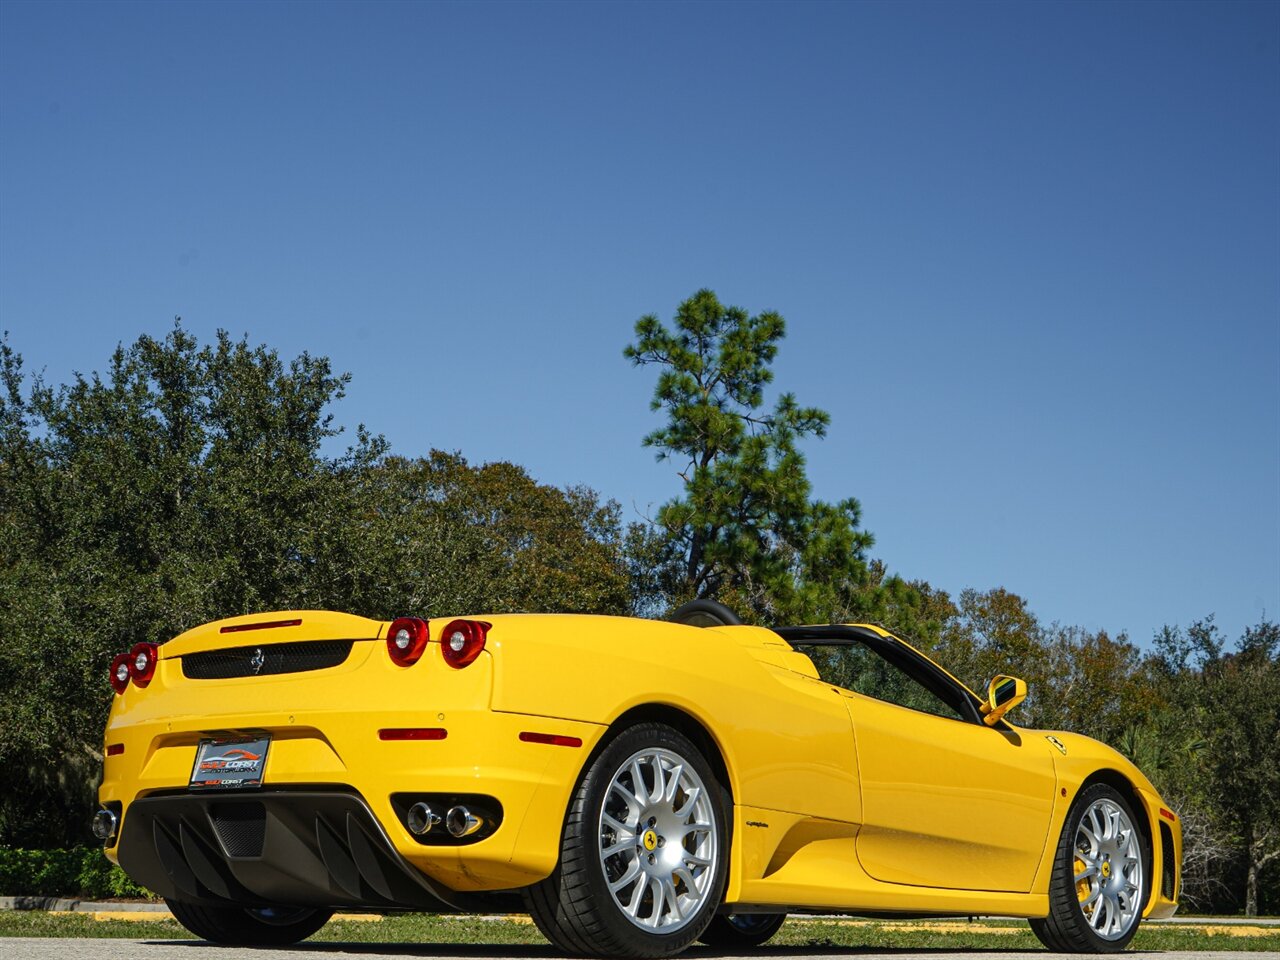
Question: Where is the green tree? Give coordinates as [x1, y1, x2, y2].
[1190, 621, 1279, 916]
[857, 569, 960, 653]
[930, 587, 1045, 705]
[0, 324, 630, 847]
[0, 324, 374, 846]
[325, 452, 630, 619]
[624, 289, 875, 623]
[926, 588, 1161, 744]
[1137, 618, 1280, 916]
[1034, 625, 1156, 744]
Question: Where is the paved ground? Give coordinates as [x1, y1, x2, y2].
[2, 942, 1276, 960]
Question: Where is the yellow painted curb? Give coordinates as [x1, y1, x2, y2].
[810, 920, 1020, 935]
[48, 911, 165, 922]
[798, 918, 1280, 938]
[1169, 925, 1280, 937]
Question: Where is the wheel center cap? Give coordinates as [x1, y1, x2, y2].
[1101, 860, 1111, 879]
[642, 829, 659, 852]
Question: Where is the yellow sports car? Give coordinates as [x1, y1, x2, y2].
[97, 600, 1180, 956]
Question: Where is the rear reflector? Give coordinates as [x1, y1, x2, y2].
[379, 728, 447, 741]
[106, 743, 125, 757]
[519, 732, 583, 748]
[220, 618, 303, 634]
[1160, 807, 1177, 821]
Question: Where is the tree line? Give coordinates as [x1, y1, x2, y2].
[1, 294, 1275, 915]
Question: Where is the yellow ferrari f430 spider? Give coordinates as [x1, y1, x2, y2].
[97, 601, 1180, 956]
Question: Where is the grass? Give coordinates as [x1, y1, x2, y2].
[0, 912, 1278, 951]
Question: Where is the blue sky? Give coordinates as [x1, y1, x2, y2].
[1, 0, 1276, 646]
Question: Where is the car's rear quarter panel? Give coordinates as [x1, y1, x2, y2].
[488, 616, 861, 824]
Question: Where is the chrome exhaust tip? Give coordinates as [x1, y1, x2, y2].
[445, 805, 482, 838]
[92, 808, 118, 841]
[406, 802, 440, 836]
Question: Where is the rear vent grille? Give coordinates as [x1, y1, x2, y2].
[182, 640, 354, 679]
[209, 801, 266, 858]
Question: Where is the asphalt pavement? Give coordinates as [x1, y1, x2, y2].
[1, 941, 1276, 960]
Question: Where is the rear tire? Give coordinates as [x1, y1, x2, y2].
[166, 899, 332, 945]
[698, 912, 785, 947]
[1030, 782, 1148, 952]
[524, 722, 729, 958]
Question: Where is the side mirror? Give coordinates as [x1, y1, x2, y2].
[980, 674, 1027, 726]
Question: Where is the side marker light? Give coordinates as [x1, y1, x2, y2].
[379, 728, 447, 741]
[519, 732, 583, 748]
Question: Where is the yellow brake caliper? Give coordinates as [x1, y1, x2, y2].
[1075, 856, 1091, 903]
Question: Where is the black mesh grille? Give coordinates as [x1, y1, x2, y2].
[182, 640, 354, 679]
[209, 801, 266, 857]
[1160, 821, 1177, 899]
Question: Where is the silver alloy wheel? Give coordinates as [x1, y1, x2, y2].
[598, 746, 718, 933]
[1073, 796, 1143, 940]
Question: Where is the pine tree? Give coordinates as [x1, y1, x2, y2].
[625, 289, 874, 623]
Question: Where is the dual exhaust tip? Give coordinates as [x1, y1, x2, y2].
[407, 801, 482, 839]
[96, 801, 480, 845]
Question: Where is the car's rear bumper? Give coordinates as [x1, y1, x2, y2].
[100, 702, 605, 896]
[117, 789, 469, 910]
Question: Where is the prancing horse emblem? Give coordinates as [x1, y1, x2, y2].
[249, 647, 265, 675]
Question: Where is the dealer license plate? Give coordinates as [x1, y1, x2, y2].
[189, 735, 270, 790]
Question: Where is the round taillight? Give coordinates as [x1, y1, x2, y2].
[110, 654, 131, 695]
[386, 617, 429, 666]
[129, 642, 158, 687]
[440, 619, 489, 669]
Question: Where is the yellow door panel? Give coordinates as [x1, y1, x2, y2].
[845, 692, 1056, 892]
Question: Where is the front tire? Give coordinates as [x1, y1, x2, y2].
[1030, 782, 1148, 952]
[166, 899, 332, 945]
[525, 722, 729, 958]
